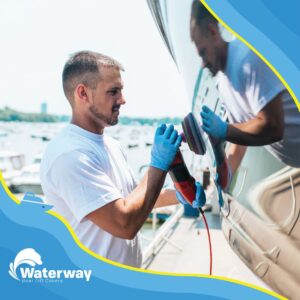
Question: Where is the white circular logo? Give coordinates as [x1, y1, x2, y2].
[9, 248, 42, 280]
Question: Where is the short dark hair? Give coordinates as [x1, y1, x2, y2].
[191, 0, 217, 27]
[62, 51, 124, 104]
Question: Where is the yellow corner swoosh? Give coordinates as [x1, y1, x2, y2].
[200, 0, 300, 112]
[0, 2, 290, 295]
[0, 171, 285, 299]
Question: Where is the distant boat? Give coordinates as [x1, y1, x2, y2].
[129, 128, 140, 140]
[127, 143, 139, 149]
[30, 132, 54, 142]
[41, 136, 51, 142]
[32, 153, 42, 164]
[0, 151, 25, 186]
[10, 159, 43, 195]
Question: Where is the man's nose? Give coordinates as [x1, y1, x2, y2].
[118, 94, 126, 105]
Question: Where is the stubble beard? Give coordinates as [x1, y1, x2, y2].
[89, 105, 119, 127]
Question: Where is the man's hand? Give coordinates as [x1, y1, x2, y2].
[150, 124, 182, 171]
[176, 182, 206, 208]
[200, 105, 228, 140]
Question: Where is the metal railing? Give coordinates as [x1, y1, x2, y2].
[142, 205, 184, 266]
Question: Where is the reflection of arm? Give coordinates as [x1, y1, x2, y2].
[227, 93, 284, 146]
[227, 143, 247, 175]
[87, 167, 167, 240]
[225, 46, 286, 146]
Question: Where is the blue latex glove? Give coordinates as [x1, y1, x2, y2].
[176, 182, 206, 208]
[150, 124, 182, 171]
[200, 105, 228, 140]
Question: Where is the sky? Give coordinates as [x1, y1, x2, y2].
[0, 0, 191, 118]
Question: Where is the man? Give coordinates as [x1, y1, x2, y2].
[40, 51, 203, 268]
[190, 1, 300, 183]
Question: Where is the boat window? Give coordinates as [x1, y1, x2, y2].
[33, 158, 42, 164]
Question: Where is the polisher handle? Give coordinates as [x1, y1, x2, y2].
[169, 151, 196, 205]
[173, 178, 196, 205]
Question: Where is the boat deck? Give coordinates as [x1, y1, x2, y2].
[143, 213, 272, 292]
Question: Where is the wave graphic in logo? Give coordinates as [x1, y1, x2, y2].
[9, 248, 42, 280]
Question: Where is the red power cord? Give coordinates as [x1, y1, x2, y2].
[199, 208, 213, 275]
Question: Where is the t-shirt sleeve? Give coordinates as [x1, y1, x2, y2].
[48, 150, 122, 222]
[243, 52, 285, 115]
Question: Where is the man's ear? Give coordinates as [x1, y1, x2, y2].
[207, 22, 220, 39]
[75, 84, 89, 104]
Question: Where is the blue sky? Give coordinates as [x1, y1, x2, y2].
[0, 0, 190, 117]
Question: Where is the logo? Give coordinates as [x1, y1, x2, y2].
[9, 248, 92, 283]
[9, 248, 42, 280]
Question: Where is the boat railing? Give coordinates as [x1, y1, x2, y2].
[142, 205, 183, 267]
[137, 163, 184, 267]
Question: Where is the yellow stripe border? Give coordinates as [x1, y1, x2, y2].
[0, 172, 285, 299]
[0, 2, 293, 298]
[200, 0, 300, 111]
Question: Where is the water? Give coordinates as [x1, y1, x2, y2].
[0, 122, 63, 165]
[0, 122, 155, 174]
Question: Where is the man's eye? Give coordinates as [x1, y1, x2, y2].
[109, 90, 118, 96]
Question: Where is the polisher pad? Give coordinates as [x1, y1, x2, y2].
[182, 113, 206, 155]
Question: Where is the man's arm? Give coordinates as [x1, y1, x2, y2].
[201, 92, 284, 147]
[226, 93, 284, 146]
[154, 189, 179, 208]
[86, 166, 166, 240]
[86, 124, 182, 240]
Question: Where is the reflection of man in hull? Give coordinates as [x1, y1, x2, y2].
[40, 51, 185, 267]
[190, 1, 300, 188]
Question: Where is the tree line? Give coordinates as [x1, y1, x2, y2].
[0, 107, 183, 125]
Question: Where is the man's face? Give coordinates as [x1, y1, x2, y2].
[88, 67, 125, 128]
[190, 18, 220, 76]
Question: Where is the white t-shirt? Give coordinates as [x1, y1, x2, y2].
[216, 39, 300, 167]
[40, 124, 142, 267]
